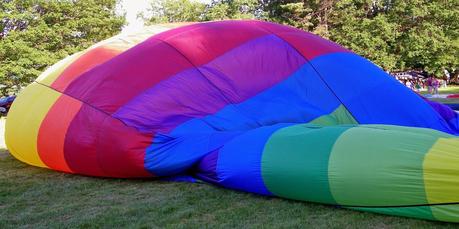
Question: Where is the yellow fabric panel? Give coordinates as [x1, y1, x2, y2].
[5, 82, 61, 167]
[423, 138, 459, 221]
[98, 25, 173, 51]
[36, 52, 84, 86]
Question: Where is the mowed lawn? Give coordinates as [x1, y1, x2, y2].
[422, 85, 459, 104]
[0, 120, 457, 228]
[436, 86, 459, 95]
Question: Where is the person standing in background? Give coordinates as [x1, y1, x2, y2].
[432, 77, 440, 95]
[444, 68, 451, 84]
[426, 76, 433, 94]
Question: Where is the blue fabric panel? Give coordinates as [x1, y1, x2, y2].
[145, 131, 241, 176]
[195, 149, 220, 183]
[216, 123, 292, 195]
[309, 53, 458, 135]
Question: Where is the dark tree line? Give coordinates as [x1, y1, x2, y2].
[0, 0, 124, 96]
[145, 0, 458, 79]
[0, 0, 458, 96]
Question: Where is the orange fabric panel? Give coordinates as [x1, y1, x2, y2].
[37, 94, 82, 172]
[51, 47, 121, 91]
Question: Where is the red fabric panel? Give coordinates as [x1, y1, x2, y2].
[97, 117, 153, 178]
[63, 39, 193, 114]
[52, 47, 121, 91]
[64, 104, 152, 177]
[37, 94, 82, 173]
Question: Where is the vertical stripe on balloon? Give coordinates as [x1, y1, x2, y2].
[423, 138, 459, 222]
[51, 47, 121, 91]
[5, 82, 60, 168]
[64, 103, 153, 177]
[37, 94, 82, 173]
[328, 126, 438, 207]
[64, 104, 108, 176]
[36, 52, 84, 86]
[262, 124, 350, 204]
[97, 116, 153, 178]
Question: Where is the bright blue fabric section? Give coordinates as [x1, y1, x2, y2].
[309, 53, 458, 135]
[145, 131, 241, 176]
[216, 123, 292, 195]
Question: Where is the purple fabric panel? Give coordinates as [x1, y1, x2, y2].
[194, 149, 220, 183]
[423, 97, 459, 133]
[113, 35, 306, 133]
[425, 99, 457, 121]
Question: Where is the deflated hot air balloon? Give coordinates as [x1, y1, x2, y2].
[5, 20, 459, 222]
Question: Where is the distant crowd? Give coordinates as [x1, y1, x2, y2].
[397, 77, 447, 95]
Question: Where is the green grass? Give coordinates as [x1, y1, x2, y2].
[0, 118, 457, 228]
[0, 150, 458, 228]
[420, 86, 459, 104]
[436, 86, 459, 95]
[420, 86, 459, 95]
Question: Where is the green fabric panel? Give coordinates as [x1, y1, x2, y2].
[262, 124, 351, 204]
[309, 105, 358, 126]
[329, 125, 439, 208]
[429, 205, 459, 222]
[350, 206, 435, 221]
[365, 124, 453, 139]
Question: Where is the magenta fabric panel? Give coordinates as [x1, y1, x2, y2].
[63, 39, 193, 114]
[254, 21, 351, 60]
[113, 35, 306, 133]
[274, 32, 351, 60]
[156, 20, 270, 66]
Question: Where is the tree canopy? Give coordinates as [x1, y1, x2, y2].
[0, 0, 124, 96]
[0, 0, 458, 96]
[144, 0, 458, 77]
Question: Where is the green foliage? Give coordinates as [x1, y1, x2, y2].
[330, 0, 459, 75]
[146, 0, 206, 23]
[1, 0, 457, 96]
[0, 0, 125, 96]
[145, 0, 458, 77]
[205, 0, 264, 20]
[144, 0, 263, 25]
[264, 1, 313, 31]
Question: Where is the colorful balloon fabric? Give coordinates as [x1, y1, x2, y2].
[5, 20, 459, 222]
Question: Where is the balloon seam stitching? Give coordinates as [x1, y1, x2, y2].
[340, 201, 459, 208]
[255, 26, 359, 123]
[148, 36, 260, 126]
[34, 81, 140, 132]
